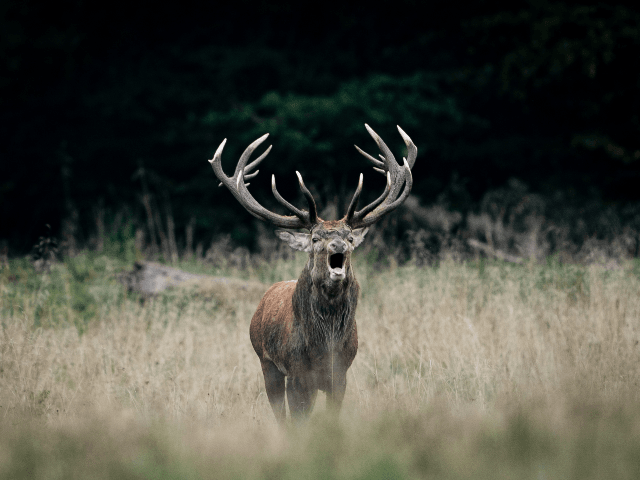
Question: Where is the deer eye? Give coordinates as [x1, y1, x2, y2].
[348, 235, 354, 243]
[312, 237, 320, 243]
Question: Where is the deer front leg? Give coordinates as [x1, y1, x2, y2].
[286, 375, 318, 420]
[260, 360, 286, 423]
[325, 370, 348, 415]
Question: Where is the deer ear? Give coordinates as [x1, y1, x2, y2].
[275, 230, 312, 252]
[351, 227, 369, 248]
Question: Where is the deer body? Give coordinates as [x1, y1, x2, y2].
[208, 124, 417, 422]
[250, 222, 362, 420]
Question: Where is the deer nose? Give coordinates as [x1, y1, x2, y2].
[328, 239, 347, 254]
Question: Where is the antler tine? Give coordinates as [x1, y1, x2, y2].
[243, 170, 260, 181]
[245, 144, 271, 173]
[363, 123, 404, 195]
[209, 135, 318, 230]
[233, 133, 269, 180]
[354, 145, 386, 170]
[397, 125, 417, 169]
[271, 172, 319, 226]
[295, 172, 319, 224]
[211, 138, 231, 188]
[355, 172, 392, 219]
[345, 173, 363, 222]
[218, 143, 270, 187]
[271, 175, 307, 220]
[344, 125, 417, 229]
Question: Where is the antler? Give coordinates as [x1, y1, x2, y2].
[344, 124, 417, 229]
[209, 134, 320, 230]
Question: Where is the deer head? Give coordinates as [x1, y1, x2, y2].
[275, 221, 368, 299]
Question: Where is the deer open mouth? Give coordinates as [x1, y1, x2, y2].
[329, 253, 344, 269]
[328, 253, 346, 280]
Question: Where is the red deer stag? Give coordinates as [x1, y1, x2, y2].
[209, 124, 417, 422]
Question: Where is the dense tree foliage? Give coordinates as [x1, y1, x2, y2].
[1, 0, 639, 253]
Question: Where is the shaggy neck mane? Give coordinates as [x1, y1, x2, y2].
[292, 263, 359, 340]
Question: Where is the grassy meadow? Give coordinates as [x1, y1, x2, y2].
[1, 251, 640, 479]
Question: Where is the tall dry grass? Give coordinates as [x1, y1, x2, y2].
[1, 254, 640, 478]
[356, 259, 640, 408]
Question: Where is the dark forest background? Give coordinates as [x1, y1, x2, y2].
[2, 0, 640, 263]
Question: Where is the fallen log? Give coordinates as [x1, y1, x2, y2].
[467, 239, 524, 264]
[118, 261, 267, 302]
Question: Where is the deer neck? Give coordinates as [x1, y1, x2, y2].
[292, 260, 359, 320]
[292, 264, 359, 353]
